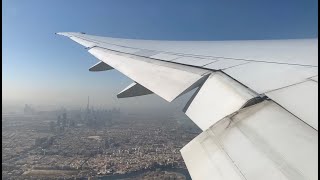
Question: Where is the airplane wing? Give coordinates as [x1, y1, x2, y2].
[57, 32, 318, 180]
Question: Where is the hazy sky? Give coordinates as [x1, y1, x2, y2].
[2, 0, 318, 110]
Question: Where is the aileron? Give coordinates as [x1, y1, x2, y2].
[88, 47, 208, 102]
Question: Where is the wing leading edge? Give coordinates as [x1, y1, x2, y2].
[57, 32, 318, 180]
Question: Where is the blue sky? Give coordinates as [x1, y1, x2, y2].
[2, 0, 318, 110]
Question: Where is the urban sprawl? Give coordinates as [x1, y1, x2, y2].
[2, 103, 200, 179]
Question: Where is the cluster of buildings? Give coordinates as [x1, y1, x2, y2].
[2, 105, 199, 179]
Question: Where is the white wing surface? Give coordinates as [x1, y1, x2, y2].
[57, 32, 318, 180]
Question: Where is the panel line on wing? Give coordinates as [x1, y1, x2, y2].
[67, 33, 318, 67]
[272, 100, 318, 132]
[263, 79, 316, 94]
[87, 46, 211, 75]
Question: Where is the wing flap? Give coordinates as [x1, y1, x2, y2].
[181, 130, 245, 180]
[184, 72, 258, 131]
[181, 100, 318, 180]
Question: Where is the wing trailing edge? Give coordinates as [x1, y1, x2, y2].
[88, 47, 210, 102]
